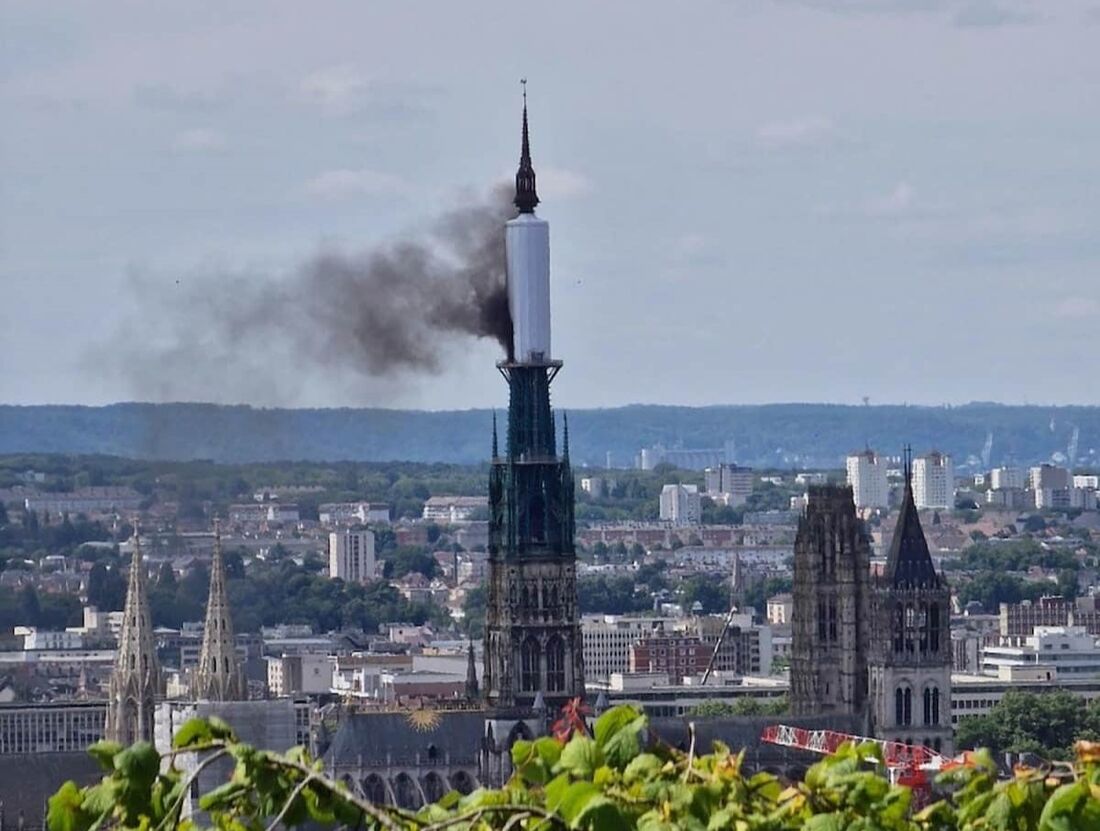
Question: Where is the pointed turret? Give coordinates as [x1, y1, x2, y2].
[885, 448, 942, 590]
[105, 521, 160, 744]
[514, 81, 539, 214]
[465, 641, 480, 701]
[193, 518, 245, 701]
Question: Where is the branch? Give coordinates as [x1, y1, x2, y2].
[422, 804, 568, 831]
[155, 748, 230, 831]
[266, 773, 318, 831]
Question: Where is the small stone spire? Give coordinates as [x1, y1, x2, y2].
[562, 411, 570, 461]
[193, 518, 245, 701]
[514, 79, 539, 214]
[105, 520, 160, 744]
[465, 641, 479, 701]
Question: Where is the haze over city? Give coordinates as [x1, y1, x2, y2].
[3, 1, 1099, 410]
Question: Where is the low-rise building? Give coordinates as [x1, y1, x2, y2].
[422, 496, 488, 523]
[981, 626, 1100, 677]
[266, 653, 333, 696]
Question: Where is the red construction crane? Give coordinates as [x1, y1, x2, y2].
[760, 723, 949, 797]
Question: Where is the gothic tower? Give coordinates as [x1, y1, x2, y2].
[483, 94, 584, 718]
[105, 523, 161, 744]
[192, 519, 245, 701]
[868, 450, 953, 754]
[790, 485, 870, 718]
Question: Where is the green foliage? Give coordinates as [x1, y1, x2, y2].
[577, 575, 652, 614]
[955, 690, 1100, 759]
[48, 707, 1100, 831]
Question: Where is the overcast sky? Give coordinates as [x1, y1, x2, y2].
[3, 0, 1099, 410]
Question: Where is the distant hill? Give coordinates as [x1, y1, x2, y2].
[0, 402, 1097, 469]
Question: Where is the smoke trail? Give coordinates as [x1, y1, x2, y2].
[100, 186, 515, 405]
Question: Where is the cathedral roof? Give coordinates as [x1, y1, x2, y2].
[324, 710, 486, 767]
[885, 466, 942, 590]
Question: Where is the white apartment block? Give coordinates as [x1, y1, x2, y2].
[421, 496, 488, 523]
[846, 450, 889, 509]
[989, 467, 1024, 491]
[659, 484, 702, 525]
[913, 452, 954, 510]
[582, 615, 673, 681]
[318, 502, 391, 526]
[1073, 475, 1099, 490]
[328, 529, 376, 584]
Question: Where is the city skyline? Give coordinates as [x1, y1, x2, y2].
[3, 1, 1100, 411]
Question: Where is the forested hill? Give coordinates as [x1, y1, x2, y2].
[0, 402, 1097, 468]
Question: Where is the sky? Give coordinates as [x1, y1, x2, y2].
[2, 0, 1099, 411]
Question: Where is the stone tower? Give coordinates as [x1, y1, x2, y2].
[105, 523, 161, 744]
[790, 485, 870, 718]
[192, 519, 245, 701]
[483, 94, 583, 718]
[868, 451, 953, 753]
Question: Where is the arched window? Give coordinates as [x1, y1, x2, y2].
[932, 687, 940, 725]
[929, 604, 941, 653]
[923, 687, 932, 725]
[896, 685, 913, 726]
[893, 606, 905, 654]
[828, 601, 838, 641]
[521, 637, 540, 691]
[362, 774, 387, 805]
[904, 605, 916, 653]
[918, 604, 929, 652]
[211, 656, 217, 673]
[817, 601, 827, 641]
[546, 636, 566, 692]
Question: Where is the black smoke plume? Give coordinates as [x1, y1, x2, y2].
[102, 186, 515, 404]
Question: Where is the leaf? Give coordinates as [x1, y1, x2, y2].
[548, 781, 602, 825]
[557, 737, 605, 779]
[48, 782, 91, 831]
[198, 781, 249, 811]
[172, 718, 214, 749]
[576, 797, 631, 831]
[804, 815, 843, 831]
[623, 753, 662, 785]
[602, 716, 647, 771]
[86, 741, 123, 772]
[114, 742, 160, 788]
[594, 706, 639, 748]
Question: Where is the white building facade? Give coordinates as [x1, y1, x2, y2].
[659, 484, 702, 525]
[913, 452, 954, 510]
[846, 450, 889, 510]
[328, 529, 377, 584]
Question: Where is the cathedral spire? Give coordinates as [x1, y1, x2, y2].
[885, 446, 940, 589]
[465, 641, 479, 701]
[514, 80, 539, 214]
[105, 519, 160, 744]
[193, 518, 245, 701]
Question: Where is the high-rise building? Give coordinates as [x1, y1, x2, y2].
[790, 486, 870, 717]
[105, 526, 161, 744]
[989, 466, 1024, 491]
[703, 463, 754, 507]
[867, 454, 953, 753]
[912, 451, 954, 510]
[659, 484, 701, 525]
[845, 449, 889, 510]
[192, 520, 245, 701]
[483, 97, 583, 731]
[329, 529, 377, 583]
